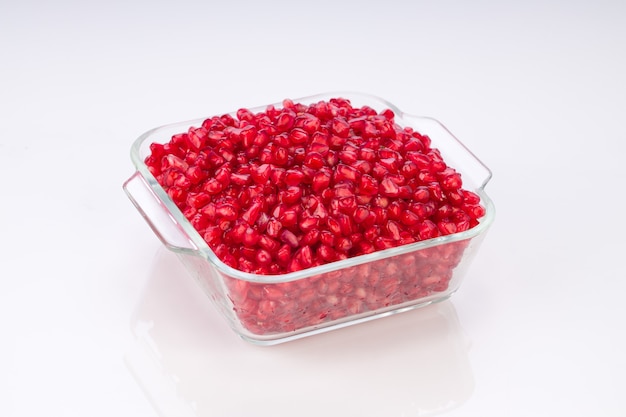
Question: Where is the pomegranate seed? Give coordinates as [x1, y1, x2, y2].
[186, 192, 211, 209]
[336, 236, 353, 253]
[299, 216, 320, 233]
[275, 109, 296, 131]
[280, 229, 299, 248]
[437, 220, 457, 235]
[279, 185, 303, 205]
[295, 113, 321, 133]
[417, 220, 438, 240]
[241, 200, 262, 225]
[296, 245, 314, 268]
[338, 150, 358, 164]
[330, 117, 350, 138]
[255, 233, 279, 252]
[215, 203, 237, 220]
[440, 168, 463, 191]
[266, 218, 282, 237]
[250, 163, 272, 184]
[242, 227, 260, 247]
[289, 128, 309, 145]
[317, 244, 336, 261]
[334, 164, 360, 182]
[353, 206, 370, 224]
[379, 177, 400, 197]
[278, 207, 298, 227]
[276, 244, 292, 266]
[311, 170, 331, 193]
[254, 250, 272, 267]
[319, 230, 335, 246]
[337, 196, 357, 215]
[400, 210, 420, 226]
[285, 169, 305, 186]
[301, 228, 321, 245]
[203, 179, 224, 195]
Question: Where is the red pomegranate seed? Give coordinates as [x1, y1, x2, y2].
[242, 227, 260, 247]
[334, 164, 360, 182]
[276, 244, 292, 266]
[289, 128, 309, 145]
[278, 207, 298, 227]
[265, 218, 282, 238]
[336, 236, 353, 253]
[241, 200, 263, 225]
[317, 244, 336, 261]
[254, 249, 272, 266]
[311, 170, 331, 193]
[294, 113, 321, 133]
[418, 220, 438, 240]
[254, 233, 279, 253]
[400, 210, 420, 226]
[275, 109, 296, 131]
[379, 177, 400, 197]
[301, 228, 320, 245]
[215, 203, 237, 220]
[280, 229, 299, 248]
[249, 163, 270, 184]
[330, 117, 350, 138]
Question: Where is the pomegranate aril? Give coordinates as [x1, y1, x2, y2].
[187, 192, 211, 209]
[418, 220, 439, 240]
[299, 216, 320, 233]
[278, 207, 298, 227]
[266, 218, 282, 237]
[325, 150, 339, 166]
[357, 174, 379, 196]
[413, 186, 430, 203]
[385, 220, 402, 240]
[337, 213, 354, 235]
[379, 177, 401, 197]
[256, 249, 273, 266]
[276, 244, 292, 266]
[296, 245, 314, 268]
[280, 229, 299, 248]
[275, 109, 296, 131]
[330, 117, 351, 138]
[215, 203, 238, 220]
[317, 244, 337, 261]
[353, 206, 370, 224]
[284, 169, 305, 186]
[294, 113, 321, 133]
[279, 186, 303, 205]
[334, 164, 360, 182]
[242, 227, 260, 247]
[374, 236, 395, 250]
[336, 237, 353, 253]
[311, 170, 331, 193]
[163, 154, 189, 172]
[464, 203, 486, 220]
[301, 228, 320, 245]
[319, 230, 335, 246]
[440, 168, 463, 191]
[338, 150, 358, 164]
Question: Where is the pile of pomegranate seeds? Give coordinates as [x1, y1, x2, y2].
[145, 97, 485, 334]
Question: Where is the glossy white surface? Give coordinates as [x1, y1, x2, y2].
[1, 1, 625, 416]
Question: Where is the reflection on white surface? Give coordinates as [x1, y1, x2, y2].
[125, 248, 475, 417]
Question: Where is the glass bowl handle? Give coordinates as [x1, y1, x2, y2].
[123, 172, 198, 254]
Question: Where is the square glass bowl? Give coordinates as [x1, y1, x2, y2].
[123, 92, 494, 345]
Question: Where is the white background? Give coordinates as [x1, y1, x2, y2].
[1, 0, 625, 416]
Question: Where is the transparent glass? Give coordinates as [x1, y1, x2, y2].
[123, 92, 495, 345]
